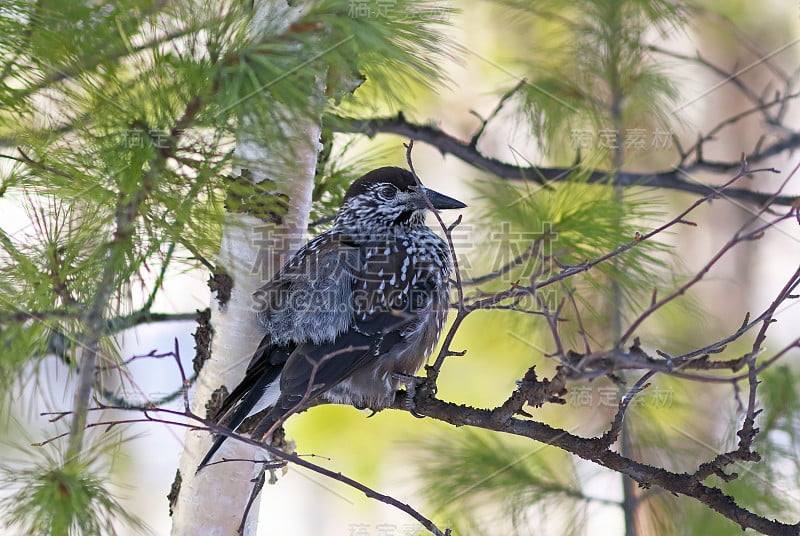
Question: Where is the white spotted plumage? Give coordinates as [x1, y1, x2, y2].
[198, 167, 465, 472]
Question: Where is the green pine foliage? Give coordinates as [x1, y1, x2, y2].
[0, 0, 453, 378]
[417, 430, 591, 535]
[1, 1, 453, 533]
[461, 0, 684, 349]
[499, 0, 684, 162]
[472, 173, 670, 304]
[1, 440, 147, 536]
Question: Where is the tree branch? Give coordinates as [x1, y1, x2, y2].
[326, 113, 797, 207]
[410, 396, 799, 536]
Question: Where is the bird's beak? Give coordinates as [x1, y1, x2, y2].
[420, 187, 467, 210]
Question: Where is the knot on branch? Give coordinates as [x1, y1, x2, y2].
[628, 337, 651, 361]
[694, 442, 761, 483]
[206, 385, 229, 421]
[167, 469, 181, 518]
[735, 416, 762, 464]
[491, 366, 568, 424]
[416, 365, 442, 401]
[695, 454, 740, 483]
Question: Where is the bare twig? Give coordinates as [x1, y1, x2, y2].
[404, 141, 468, 388]
[650, 46, 768, 115]
[619, 160, 799, 345]
[468, 79, 527, 148]
[462, 240, 542, 286]
[600, 371, 656, 447]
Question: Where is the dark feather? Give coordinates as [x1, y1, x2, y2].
[196, 167, 462, 473]
[196, 336, 291, 472]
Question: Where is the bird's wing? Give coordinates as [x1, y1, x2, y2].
[197, 232, 358, 472]
[252, 231, 359, 347]
[276, 310, 409, 400]
[274, 237, 440, 408]
[211, 334, 293, 424]
[196, 337, 290, 473]
[248, 310, 412, 440]
[229, 229, 359, 398]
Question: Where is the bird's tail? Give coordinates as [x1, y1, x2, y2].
[197, 362, 280, 472]
[195, 370, 275, 473]
[196, 396, 292, 474]
[196, 427, 233, 474]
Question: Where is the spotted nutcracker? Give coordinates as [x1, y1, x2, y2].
[198, 166, 465, 471]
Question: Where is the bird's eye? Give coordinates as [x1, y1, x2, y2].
[378, 185, 396, 199]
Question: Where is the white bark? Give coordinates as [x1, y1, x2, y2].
[171, 2, 319, 534]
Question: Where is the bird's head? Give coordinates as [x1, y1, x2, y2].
[335, 167, 466, 233]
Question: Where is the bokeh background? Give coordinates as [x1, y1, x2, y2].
[1, 1, 799, 535]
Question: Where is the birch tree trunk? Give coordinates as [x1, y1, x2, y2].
[171, 2, 320, 533]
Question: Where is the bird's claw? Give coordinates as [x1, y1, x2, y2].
[392, 372, 426, 418]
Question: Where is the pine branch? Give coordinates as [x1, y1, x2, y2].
[10, 3, 188, 104]
[326, 112, 798, 207]
[408, 396, 799, 536]
[65, 82, 204, 460]
[66, 171, 150, 461]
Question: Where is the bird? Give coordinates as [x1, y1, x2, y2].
[197, 166, 466, 472]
